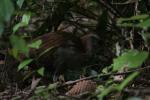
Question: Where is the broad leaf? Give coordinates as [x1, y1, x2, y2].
[37, 67, 45, 76]
[138, 18, 150, 28]
[28, 40, 42, 49]
[0, 0, 14, 33]
[22, 12, 31, 25]
[18, 59, 33, 71]
[10, 35, 29, 56]
[17, 0, 25, 8]
[0, 0, 14, 22]
[113, 50, 149, 71]
[13, 13, 31, 33]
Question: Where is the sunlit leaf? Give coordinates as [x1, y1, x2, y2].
[28, 40, 42, 49]
[18, 59, 33, 71]
[37, 67, 45, 76]
[113, 50, 149, 71]
[17, 0, 25, 8]
[22, 12, 31, 25]
[13, 13, 31, 33]
[13, 23, 26, 33]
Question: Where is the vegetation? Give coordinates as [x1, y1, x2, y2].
[0, 0, 150, 99]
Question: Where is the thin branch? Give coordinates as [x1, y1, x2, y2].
[61, 66, 150, 87]
[96, 0, 122, 17]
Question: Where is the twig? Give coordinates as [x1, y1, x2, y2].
[96, 0, 122, 17]
[61, 66, 150, 87]
[112, 0, 138, 5]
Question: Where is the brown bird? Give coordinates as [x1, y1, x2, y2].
[27, 31, 99, 81]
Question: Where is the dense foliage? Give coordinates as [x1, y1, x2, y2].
[0, 0, 150, 99]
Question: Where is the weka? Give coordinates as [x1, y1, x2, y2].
[28, 31, 99, 81]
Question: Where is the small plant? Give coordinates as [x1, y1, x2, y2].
[97, 49, 149, 100]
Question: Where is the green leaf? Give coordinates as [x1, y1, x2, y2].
[0, 0, 14, 22]
[28, 40, 42, 49]
[9, 35, 29, 56]
[13, 13, 31, 33]
[130, 14, 149, 20]
[18, 59, 33, 71]
[22, 12, 31, 25]
[116, 72, 139, 91]
[48, 83, 58, 90]
[117, 15, 149, 28]
[37, 67, 45, 76]
[17, 0, 25, 8]
[113, 50, 149, 71]
[98, 84, 117, 100]
[138, 18, 150, 28]
[117, 14, 149, 24]
[117, 23, 136, 27]
[13, 23, 26, 33]
[0, 0, 14, 34]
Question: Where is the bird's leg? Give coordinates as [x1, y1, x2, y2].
[53, 70, 65, 83]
